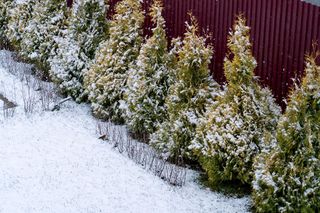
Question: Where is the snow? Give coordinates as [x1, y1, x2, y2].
[0, 50, 250, 212]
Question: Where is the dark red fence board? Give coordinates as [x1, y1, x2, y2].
[66, 0, 73, 7]
[71, 0, 320, 106]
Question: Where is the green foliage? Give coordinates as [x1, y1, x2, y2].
[49, 0, 108, 101]
[253, 54, 320, 212]
[150, 16, 220, 162]
[0, 0, 14, 46]
[19, 0, 68, 67]
[125, 0, 174, 135]
[6, 0, 39, 49]
[84, 0, 144, 123]
[191, 17, 280, 186]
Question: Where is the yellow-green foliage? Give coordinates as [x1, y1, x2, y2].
[192, 17, 280, 186]
[6, 0, 38, 49]
[150, 16, 220, 162]
[253, 54, 320, 212]
[0, 0, 14, 45]
[84, 0, 144, 123]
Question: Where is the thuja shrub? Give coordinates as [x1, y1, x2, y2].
[84, 0, 144, 123]
[150, 16, 220, 162]
[0, 0, 14, 47]
[19, 0, 68, 67]
[253, 53, 320, 212]
[49, 0, 108, 101]
[125, 0, 174, 136]
[6, 0, 39, 49]
[191, 16, 280, 186]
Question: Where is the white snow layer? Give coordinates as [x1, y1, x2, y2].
[0, 50, 250, 212]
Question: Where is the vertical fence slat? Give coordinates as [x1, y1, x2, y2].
[214, 0, 222, 80]
[299, 4, 309, 77]
[201, 0, 207, 32]
[278, 0, 289, 102]
[318, 7, 320, 65]
[261, 0, 271, 84]
[247, 0, 253, 27]
[255, 0, 262, 67]
[312, 6, 319, 45]
[265, 0, 274, 87]
[280, 0, 290, 100]
[287, 0, 298, 93]
[222, 0, 229, 74]
[271, 0, 282, 101]
[252, 0, 259, 75]
[258, 0, 267, 80]
[318, 7, 320, 66]
[306, 4, 316, 53]
[294, 2, 304, 82]
[217, 0, 225, 82]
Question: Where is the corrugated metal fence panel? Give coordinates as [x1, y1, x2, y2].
[71, 0, 320, 106]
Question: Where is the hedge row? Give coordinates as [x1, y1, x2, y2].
[1, 0, 319, 211]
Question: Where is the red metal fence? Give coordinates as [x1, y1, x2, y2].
[70, 0, 320, 106]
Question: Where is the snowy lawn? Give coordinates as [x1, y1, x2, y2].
[0, 50, 250, 213]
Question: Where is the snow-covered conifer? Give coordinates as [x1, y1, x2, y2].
[125, 0, 173, 136]
[0, 0, 14, 46]
[49, 0, 108, 101]
[84, 0, 144, 123]
[150, 16, 220, 162]
[191, 17, 280, 186]
[6, 0, 39, 49]
[19, 0, 68, 67]
[253, 54, 320, 212]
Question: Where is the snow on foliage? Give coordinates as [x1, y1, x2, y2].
[49, 0, 108, 101]
[125, 0, 174, 136]
[19, 0, 68, 67]
[253, 54, 320, 212]
[0, 0, 14, 45]
[191, 17, 281, 186]
[84, 0, 144, 123]
[6, 0, 38, 49]
[150, 16, 220, 162]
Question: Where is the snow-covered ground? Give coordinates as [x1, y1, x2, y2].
[0, 50, 250, 213]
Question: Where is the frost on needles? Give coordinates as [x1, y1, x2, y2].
[5, 0, 39, 49]
[49, 0, 108, 101]
[191, 16, 281, 186]
[150, 16, 220, 163]
[125, 0, 175, 136]
[84, 0, 144, 123]
[253, 53, 320, 212]
[0, 0, 14, 46]
[19, 0, 68, 68]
